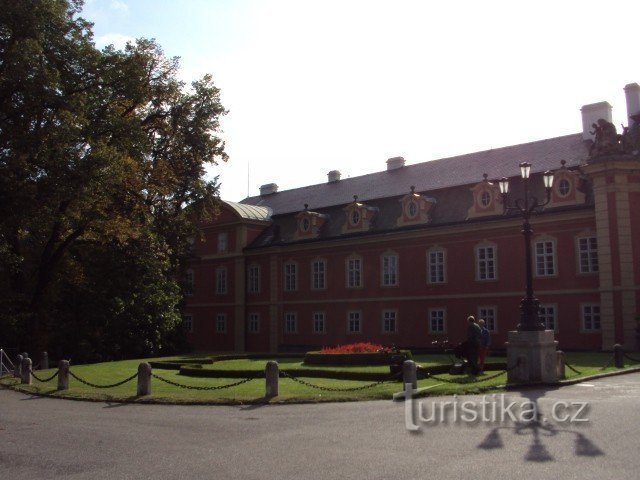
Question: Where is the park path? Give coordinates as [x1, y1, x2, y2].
[1, 373, 639, 480]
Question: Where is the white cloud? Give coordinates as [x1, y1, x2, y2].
[109, 0, 129, 13]
[95, 32, 135, 50]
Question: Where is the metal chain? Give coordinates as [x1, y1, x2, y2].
[624, 353, 640, 364]
[280, 371, 399, 392]
[418, 364, 517, 385]
[29, 368, 59, 383]
[598, 354, 616, 371]
[151, 373, 254, 390]
[68, 370, 138, 389]
[563, 361, 583, 375]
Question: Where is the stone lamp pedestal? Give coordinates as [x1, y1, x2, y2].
[506, 330, 559, 384]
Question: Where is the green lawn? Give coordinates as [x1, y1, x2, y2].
[2, 352, 638, 404]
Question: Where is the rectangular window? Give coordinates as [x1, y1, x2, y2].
[248, 313, 260, 334]
[348, 311, 362, 334]
[429, 309, 446, 333]
[478, 306, 497, 332]
[183, 314, 193, 333]
[216, 267, 227, 294]
[284, 263, 297, 291]
[582, 304, 601, 331]
[428, 250, 445, 284]
[312, 260, 326, 290]
[217, 233, 228, 253]
[284, 313, 297, 334]
[313, 312, 326, 334]
[477, 246, 496, 280]
[535, 240, 556, 276]
[347, 257, 362, 288]
[382, 310, 397, 333]
[247, 265, 260, 294]
[382, 255, 398, 286]
[578, 237, 599, 273]
[185, 270, 194, 295]
[539, 305, 556, 331]
[215, 313, 227, 333]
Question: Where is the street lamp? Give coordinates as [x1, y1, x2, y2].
[499, 162, 555, 331]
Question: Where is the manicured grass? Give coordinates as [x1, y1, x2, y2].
[2, 351, 637, 404]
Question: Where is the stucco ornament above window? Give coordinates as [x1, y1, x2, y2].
[396, 186, 436, 227]
[293, 204, 328, 240]
[342, 196, 378, 234]
[466, 174, 503, 220]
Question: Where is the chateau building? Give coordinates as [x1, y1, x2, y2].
[184, 83, 640, 353]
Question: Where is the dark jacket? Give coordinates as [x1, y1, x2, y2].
[467, 322, 482, 345]
[480, 327, 491, 348]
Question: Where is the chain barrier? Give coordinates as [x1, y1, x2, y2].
[151, 373, 254, 390]
[624, 353, 640, 364]
[29, 368, 59, 383]
[417, 364, 517, 385]
[280, 370, 400, 392]
[597, 354, 616, 371]
[68, 370, 138, 389]
[564, 361, 583, 375]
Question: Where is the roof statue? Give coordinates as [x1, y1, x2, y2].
[621, 113, 640, 156]
[589, 119, 622, 156]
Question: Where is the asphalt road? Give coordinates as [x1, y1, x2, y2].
[1, 373, 639, 480]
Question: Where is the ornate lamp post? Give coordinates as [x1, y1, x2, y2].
[498, 163, 555, 331]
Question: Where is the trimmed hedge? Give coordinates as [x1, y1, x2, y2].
[303, 350, 412, 366]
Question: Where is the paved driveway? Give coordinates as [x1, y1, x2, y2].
[1, 373, 639, 480]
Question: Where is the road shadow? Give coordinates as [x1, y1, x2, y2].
[477, 388, 604, 462]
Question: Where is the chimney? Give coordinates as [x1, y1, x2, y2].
[580, 102, 612, 141]
[624, 83, 640, 121]
[327, 170, 341, 182]
[259, 183, 278, 196]
[386, 156, 405, 171]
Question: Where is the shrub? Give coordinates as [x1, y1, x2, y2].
[321, 342, 388, 354]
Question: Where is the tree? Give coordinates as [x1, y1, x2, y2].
[0, 0, 227, 357]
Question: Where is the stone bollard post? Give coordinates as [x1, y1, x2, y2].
[15, 354, 23, 378]
[556, 350, 566, 380]
[613, 344, 624, 368]
[57, 360, 70, 390]
[41, 352, 49, 370]
[402, 360, 417, 390]
[265, 361, 279, 397]
[137, 362, 152, 396]
[21, 357, 32, 385]
[515, 355, 529, 383]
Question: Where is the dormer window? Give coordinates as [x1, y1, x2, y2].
[466, 174, 502, 220]
[342, 195, 378, 234]
[480, 191, 491, 207]
[547, 160, 585, 208]
[396, 186, 436, 227]
[294, 204, 328, 240]
[351, 210, 361, 226]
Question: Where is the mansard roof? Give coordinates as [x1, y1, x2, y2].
[241, 133, 589, 216]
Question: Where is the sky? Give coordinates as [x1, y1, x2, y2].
[82, 0, 640, 201]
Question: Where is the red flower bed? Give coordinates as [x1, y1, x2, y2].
[321, 342, 389, 354]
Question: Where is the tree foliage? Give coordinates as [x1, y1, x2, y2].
[0, 0, 227, 359]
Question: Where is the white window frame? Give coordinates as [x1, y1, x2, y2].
[311, 259, 327, 290]
[538, 304, 557, 331]
[247, 313, 260, 334]
[534, 239, 557, 277]
[477, 306, 497, 333]
[217, 232, 228, 253]
[215, 267, 228, 295]
[312, 312, 326, 334]
[577, 236, 599, 274]
[476, 244, 497, 281]
[347, 311, 362, 334]
[346, 255, 363, 288]
[284, 262, 298, 292]
[428, 308, 447, 334]
[427, 248, 446, 284]
[382, 310, 398, 334]
[247, 264, 260, 294]
[284, 312, 298, 334]
[381, 253, 399, 287]
[183, 314, 193, 333]
[215, 313, 227, 334]
[581, 304, 601, 332]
